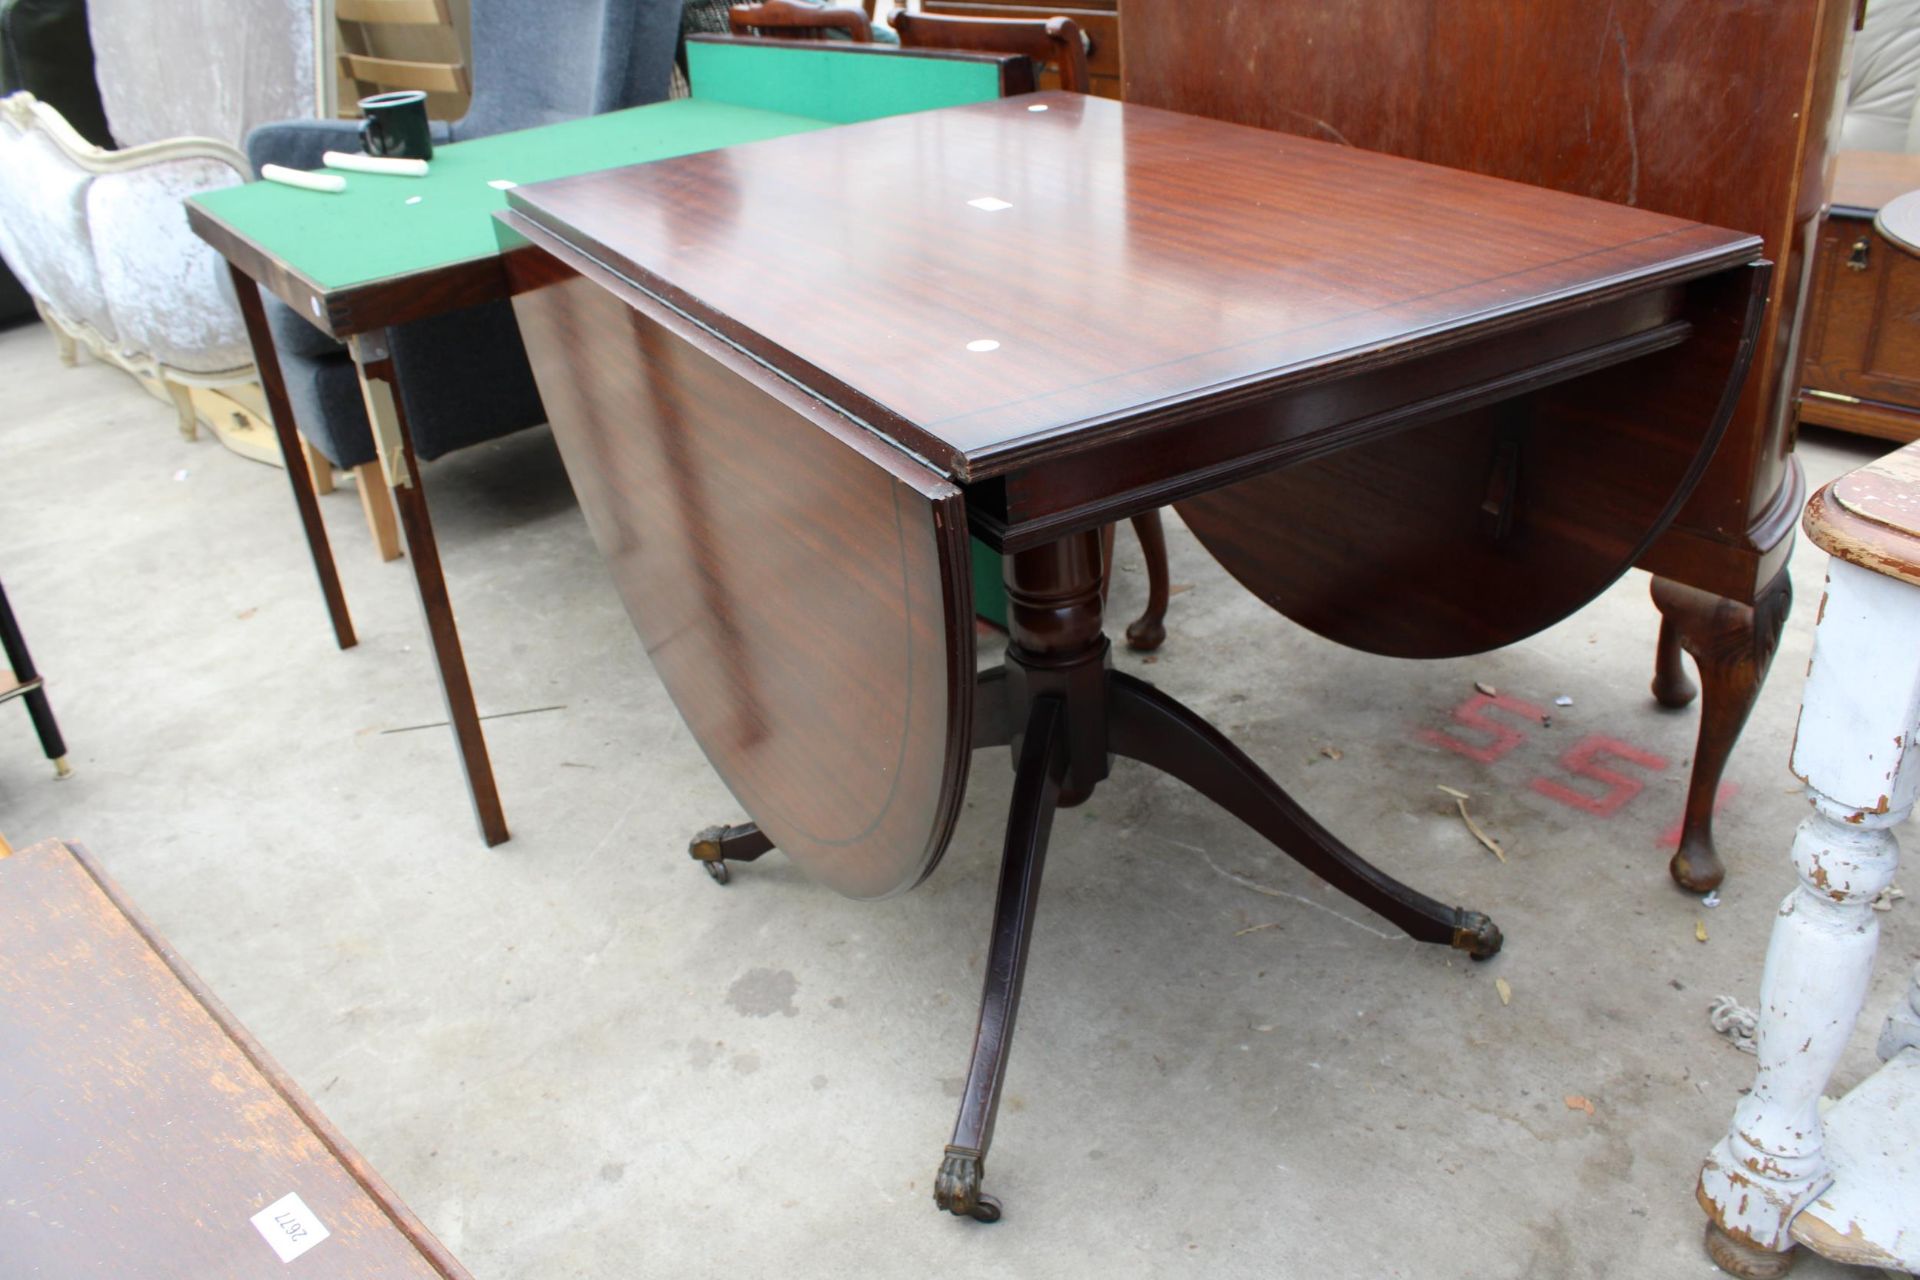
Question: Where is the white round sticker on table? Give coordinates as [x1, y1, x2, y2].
[966, 339, 1000, 353]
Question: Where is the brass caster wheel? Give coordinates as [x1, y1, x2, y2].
[689, 824, 729, 886]
[690, 822, 771, 886]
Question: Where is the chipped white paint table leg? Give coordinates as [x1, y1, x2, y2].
[1697, 474, 1920, 1276]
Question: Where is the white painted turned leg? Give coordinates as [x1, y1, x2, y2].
[1698, 558, 1920, 1276]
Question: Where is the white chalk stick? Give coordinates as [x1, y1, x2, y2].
[261, 164, 345, 193]
[322, 150, 429, 177]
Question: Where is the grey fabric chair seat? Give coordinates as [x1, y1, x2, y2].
[269, 299, 541, 469]
[246, 0, 680, 470]
[244, 115, 452, 177]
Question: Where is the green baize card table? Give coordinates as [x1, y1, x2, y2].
[185, 38, 1022, 846]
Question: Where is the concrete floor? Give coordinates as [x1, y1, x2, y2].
[1, 318, 1916, 1280]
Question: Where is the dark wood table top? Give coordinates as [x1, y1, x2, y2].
[0, 839, 469, 1279]
[1832, 149, 1920, 218]
[508, 91, 1758, 482]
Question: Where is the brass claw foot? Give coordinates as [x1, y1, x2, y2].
[934, 1146, 1002, 1222]
[1452, 911, 1504, 960]
[687, 821, 773, 886]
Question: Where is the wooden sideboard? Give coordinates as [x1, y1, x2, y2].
[1799, 149, 1920, 443]
[921, 0, 1120, 97]
[1119, 0, 1859, 893]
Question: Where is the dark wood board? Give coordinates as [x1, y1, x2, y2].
[0, 838, 469, 1279]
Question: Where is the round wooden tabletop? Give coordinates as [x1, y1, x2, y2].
[1874, 188, 1920, 257]
[1804, 440, 1920, 586]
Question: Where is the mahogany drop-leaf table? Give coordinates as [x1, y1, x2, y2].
[498, 92, 1766, 1219]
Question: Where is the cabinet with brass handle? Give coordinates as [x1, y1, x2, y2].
[1797, 153, 1920, 444]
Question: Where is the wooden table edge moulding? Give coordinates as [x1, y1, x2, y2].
[0, 837, 472, 1277]
[497, 91, 1768, 1218]
[183, 37, 1034, 850]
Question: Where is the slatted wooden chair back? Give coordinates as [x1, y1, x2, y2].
[336, 0, 472, 103]
[890, 8, 1088, 93]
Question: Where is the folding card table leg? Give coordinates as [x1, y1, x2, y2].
[226, 262, 356, 652]
[347, 331, 510, 847]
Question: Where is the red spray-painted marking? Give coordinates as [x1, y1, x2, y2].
[1416, 693, 1551, 764]
[1529, 735, 1672, 816]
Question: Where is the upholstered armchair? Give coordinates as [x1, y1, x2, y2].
[0, 0, 110, 328]
[242, 0, 682, 529]
[0, 0, 318, 442]
[0, 93, 253, 437]
[1843, 0, 1920, 153]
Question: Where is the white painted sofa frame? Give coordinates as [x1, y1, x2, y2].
[0, 91, 253, 439]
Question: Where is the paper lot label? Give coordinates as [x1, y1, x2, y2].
[250, 1192, 330, 1263]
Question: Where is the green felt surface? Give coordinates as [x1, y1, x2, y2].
[191, 41, 1007, 293]
[190, 99, 831, 290]
[970, 537, 1006, 627]
[190, 40, 1012, 616]
[686, 38, 1003, 124]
